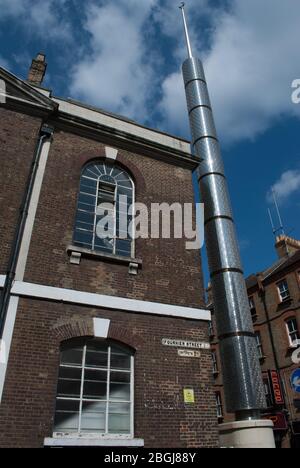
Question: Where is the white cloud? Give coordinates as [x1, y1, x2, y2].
[160, 0, 300, 144]
[0, 0, 72, 40]
[268, 170, 300, 204]
[70, 1, 157, 121]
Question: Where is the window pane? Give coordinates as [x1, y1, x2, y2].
[81, 401, 106, 433]
[94, 237, 114, 253]
[86, 345, 108, 368]
[54, 400, 80, 433]
[116, 239, 132, 257]
[76, 210, 94, 226]
[108, 403, 131, 434]
[61, 347, 83, 367]
[83, 370, 107, 400]
[109, 372, 130, 401]
[111, 352, 131, 370]
[74, 229, 93, 248]
[57, 367, 82, 398]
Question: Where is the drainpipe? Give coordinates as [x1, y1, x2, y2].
[0, 124, 54, 338]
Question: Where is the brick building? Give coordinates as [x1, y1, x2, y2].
[209, 235, 300, 449]
[0, 55, 219, 448]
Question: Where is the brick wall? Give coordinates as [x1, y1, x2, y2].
[0, 298, 219, 448]
[0, 108, 42, 274]
[23, 129, 205, 308]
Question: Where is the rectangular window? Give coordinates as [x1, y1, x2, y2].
[212, 351, 218, 375]
[249, 296, 257, 320]
[263, 377, 273, 408]
[277, 279, 290, 302]
[216, 392, 223, 419]
[286, 318, 300, 347]
[209, 321, 214, 338]
[54, 342, 134, 437]
[255, 331, 264, 359]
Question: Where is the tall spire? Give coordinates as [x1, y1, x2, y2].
[179, 3, 193, 59]
[179, 3, 275, 449]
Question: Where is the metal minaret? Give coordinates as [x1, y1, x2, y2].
[179, 3, 266, 419]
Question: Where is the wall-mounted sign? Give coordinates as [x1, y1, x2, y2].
[268, 370, 284, 405]
[262, 413, 288, 431]
[291, 369, 300, 394]
[162, 338, 210, 350]
[178, 349, 201, 358]
[183, 388, 195, 404]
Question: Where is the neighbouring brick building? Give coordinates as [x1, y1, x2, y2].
[0, 54, 219, 448]
[209, 235, 300, 449]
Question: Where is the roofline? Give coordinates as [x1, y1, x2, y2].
[54, 96, 191, 145]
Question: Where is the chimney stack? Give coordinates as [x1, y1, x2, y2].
[27, 53, 47, 87]
[275, 235, 300, 258]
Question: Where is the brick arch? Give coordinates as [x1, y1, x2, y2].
[108, 323, 145, 351]
[51, 316, 94, 343]
[75, 150, 147, 194]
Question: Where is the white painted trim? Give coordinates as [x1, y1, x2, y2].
[15, 139, 52, 280]
[10, 280, 211, 321]
[0, 275, 5, 288]
[93, 318, 110, 338]
[105, 146, 118, 161]
[44, 437, 144, 447]
[53, 98, 191, 155]
[0, 296, 19, 402]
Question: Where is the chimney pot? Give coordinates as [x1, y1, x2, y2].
[275, 235, 300, 258]
[27, 53, 47, 87]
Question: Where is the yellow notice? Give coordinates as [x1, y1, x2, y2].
[183, 388, 195, 404]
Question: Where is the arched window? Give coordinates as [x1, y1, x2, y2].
[54, 339, 134, 436]
[74, 161, 134, 257]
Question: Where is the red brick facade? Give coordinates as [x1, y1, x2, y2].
[210, 237, 300, 449]
[0, 66, 219, 448]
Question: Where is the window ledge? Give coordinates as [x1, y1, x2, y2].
[67, 245, 142, 275]
[44, 437, 145, 448]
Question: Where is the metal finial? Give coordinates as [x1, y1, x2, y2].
[179, 3, 193, 58]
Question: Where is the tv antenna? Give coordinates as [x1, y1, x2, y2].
[268, 188, 285, 237]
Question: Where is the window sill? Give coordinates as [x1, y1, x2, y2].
[67, 245, 142, 275]
[44, 436, 144, 447]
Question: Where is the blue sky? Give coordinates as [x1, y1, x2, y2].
[1, 0, 300, 283]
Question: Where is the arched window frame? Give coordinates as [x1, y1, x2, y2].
[73, 161, 136, 258]
[53, 339, 135, 438]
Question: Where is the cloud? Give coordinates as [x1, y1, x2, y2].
[70, 1, 157, 122]
[267, 170, 300, 204]
[0, 0, 72, 41]
[160, 0, 300, 144]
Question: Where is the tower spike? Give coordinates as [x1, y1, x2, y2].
[179, 3, 193, 59]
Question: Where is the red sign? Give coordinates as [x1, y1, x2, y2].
[263, 413, 288, 431]
[269, 370, 284, 406]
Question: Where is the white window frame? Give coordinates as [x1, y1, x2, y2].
[212, 351, 218, 375]
[249, 296, 257, 318]
[75, 162, 135, 258]
[53, 342, 134, 439]
[216, 392, 223, 419]
[286, 318, 300, 347]
[277, 279, 290, 302]
[255, 331, 264, 359]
